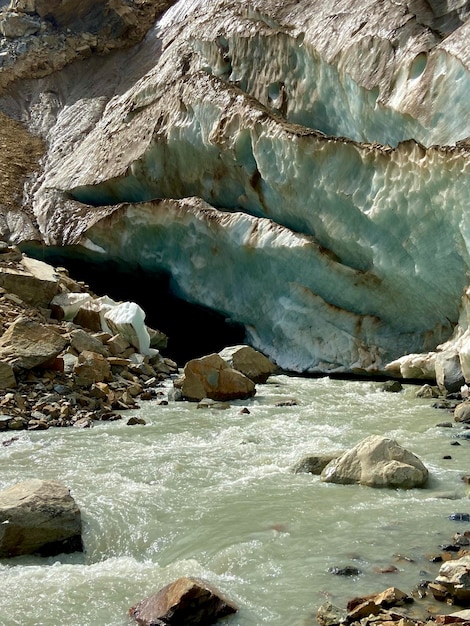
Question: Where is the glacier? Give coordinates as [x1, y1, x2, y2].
[1, 0, 470, 374]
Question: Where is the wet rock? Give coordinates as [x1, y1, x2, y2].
[128, 576, 237, 625]
[448, 514, 470, 522]
[328, 566, 362, 576]
[218, 344, 277, 383]
[0, 317, 67, 370]
[127, 416, 146, 425]
[292, 453, 342, 475]
[197, 398, 230, 410]
[320, 435, 428, 488]
[382, 380, 403, 393]
[179, 353, 256, 402]
[0, 478, 82, 557]
[416, 384, 440, 398]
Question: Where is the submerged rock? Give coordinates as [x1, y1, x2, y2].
[0, 478, 82, 557]
[320, 435, 429, 488]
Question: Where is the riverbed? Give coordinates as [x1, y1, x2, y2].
[0, 375, 467, 626]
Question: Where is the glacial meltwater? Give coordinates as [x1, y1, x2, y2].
[0, 375, 468, 626]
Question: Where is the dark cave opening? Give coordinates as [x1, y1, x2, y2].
[21, 245, 246, 366]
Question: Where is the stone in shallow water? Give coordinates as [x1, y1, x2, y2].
[128, 576, 237, 625]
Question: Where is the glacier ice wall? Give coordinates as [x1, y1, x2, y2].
[2, 0, 470, 373]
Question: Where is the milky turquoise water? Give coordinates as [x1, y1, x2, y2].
[0, 376, 468, 626]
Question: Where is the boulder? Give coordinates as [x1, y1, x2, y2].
[431, 556, 470, 606]
[436, 352, 465, 394]
[0, 478, 83, 557]
[218, 345, 277, 383]
[180, 353, 256, 402]
[128, 576, 237, 625]
[454, 402, 470, 424]
[320, 435, 429, 488]
[0, 10, 41, 38]
[0, 317, 67, 369]
[317, 601, 347, 626]
[73, 350, 112, 386]
[0, 256, 59, 307]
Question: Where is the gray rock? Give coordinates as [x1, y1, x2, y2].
[0, 479, 83, 557]
[317, 601, 347, 626]
[454, 402, 470, 423]
[292, 453, 342, 475]
[320, 435, 429, 488]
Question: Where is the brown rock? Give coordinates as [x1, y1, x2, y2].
[218, 344, 277, 383]
[0, 361, 16, 389]
[0, 257, 59, 307]
[181, 353, 256, 402]
[128, 576, 237, 625]
[347, 600, 381, 621]
[73, 350, 112, 386]
[0, 317, 67, 370]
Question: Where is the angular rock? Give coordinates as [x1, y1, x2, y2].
[128, 576, 237, 626]
[73, 350, 112, 386]
[70, 328, 109, 357]
[0, 479, 83, 557]
[433, 556, 470, 606]
[320, 435, 429, 488]
[180, 353, 256, 402]
[218, 345, 277, 383]
[0, 10, 41, 38]
[0, 256, 59, 307]
[317, 601, 347, 626]
[0, 317, 67, 369]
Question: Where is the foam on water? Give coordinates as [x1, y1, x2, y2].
[0, 376, 467, 625]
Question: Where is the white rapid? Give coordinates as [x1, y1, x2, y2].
[0, 376, 468, 625]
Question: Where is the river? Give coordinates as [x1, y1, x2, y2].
[0, 375, 467, 626]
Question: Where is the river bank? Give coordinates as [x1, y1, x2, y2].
[1, 247, 470, 625]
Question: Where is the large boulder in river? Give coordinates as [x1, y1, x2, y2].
[0, 316, 67, 369]
[129, 576, 238, 626]
[320, 435, 428, 488]
[218, 345, 277, 384]
[0, 479, 83, 557]
[180, 353, 256, 402]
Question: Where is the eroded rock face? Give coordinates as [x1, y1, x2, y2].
[320, 435, 429, 488]
[1, 1, 470, 375]
[0, 478, 83, 557]
[129, 577, 238, 626]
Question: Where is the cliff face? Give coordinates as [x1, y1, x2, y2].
[0, 0, 469, 374]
